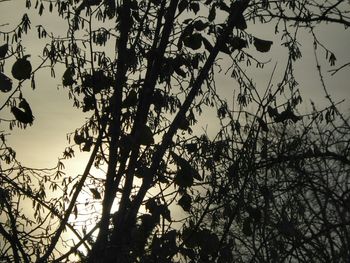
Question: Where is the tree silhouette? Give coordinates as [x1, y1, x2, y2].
[0, 0, 349, 262]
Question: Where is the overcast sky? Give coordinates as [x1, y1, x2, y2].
[1, 1, 349, 173]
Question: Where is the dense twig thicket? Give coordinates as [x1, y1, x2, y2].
[0, 0, 349, 262]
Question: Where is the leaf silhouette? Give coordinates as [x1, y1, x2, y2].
[208, 6, 216, 21]
[170, 151, 201, 181]
[178, 0, 188, 14]
[62, 67, 75, 86]
[178, 193, 192, 212]
[0, 72, 12, 92]
[184, 33, 202, 50]
[11, 107, 33, 124]
[82, 139, 93, 152]
[230, 36, 247, 50]
[275, 108, 302, 123]
[190, 2, 200, 14]
[19, 99, 33, 116]
[253, 37, 273, 53]
[174, 169, 194, 188]
[193, 20, 208, 31]
[267, 105, 279, 118]
[12, 56, 32, 80]
[257, 117, 269, 132]
[121, 90, 138, 108]
[11, 99, 34, 124]
[73, 130, 85, 145]
[138, 125, 154, 146]
[0, 43, 8, 58]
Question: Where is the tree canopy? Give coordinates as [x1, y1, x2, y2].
[0, 0, 350, 262]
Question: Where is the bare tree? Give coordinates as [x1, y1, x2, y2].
[0, 0, 349, 262]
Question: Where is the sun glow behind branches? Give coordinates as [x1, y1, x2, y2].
[1, 0, 350, 261]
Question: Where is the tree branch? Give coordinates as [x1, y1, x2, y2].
[37, 134, 102, 263]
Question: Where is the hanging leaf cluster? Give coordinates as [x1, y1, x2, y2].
[82, 70, 113, 94]
[73, 129, 93, 152]
[171, 151, 201, 188]
[145, 198, 172, 223]
[62, 66, 76, 86]
[267, 105, 302, 123]
[121, 90, 138, 108]
[11, 98, 34, 125]
[182, 227, 220, 257]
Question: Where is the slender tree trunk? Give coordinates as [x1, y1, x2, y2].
[88, 1, 131, 262]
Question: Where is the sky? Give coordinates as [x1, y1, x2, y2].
[0, 1, 349, 170]
[1, 1, 91, 172]
[1, 0, 349, 260]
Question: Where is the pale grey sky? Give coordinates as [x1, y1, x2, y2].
[0, 1, 349, 171]
[1, 2, 349, 261]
